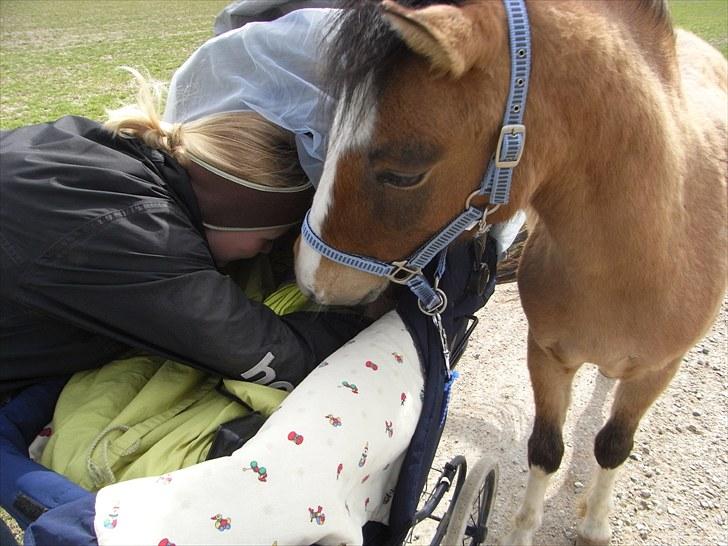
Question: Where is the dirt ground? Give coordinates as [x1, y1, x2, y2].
[424, 283, 728, 546]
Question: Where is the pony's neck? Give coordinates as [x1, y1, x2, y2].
[520, 1, 681, 249]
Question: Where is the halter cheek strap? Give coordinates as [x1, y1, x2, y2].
[301, 0, 531, 314]
[482, 0, 531, 204]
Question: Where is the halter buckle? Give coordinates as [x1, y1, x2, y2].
[387, 261, 422, 284]
[495, 124, 526, 169]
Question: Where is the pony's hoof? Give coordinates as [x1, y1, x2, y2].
[499, 530, 533, 546]
[576, 513, 611, 546]
[575, 529, 611, 546]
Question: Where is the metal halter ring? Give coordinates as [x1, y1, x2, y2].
[464, 189, 484, 210]
[418, 288, 448, 316]
[464, 191, 502, 216]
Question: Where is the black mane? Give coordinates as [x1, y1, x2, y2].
[324, 0, 465, 116]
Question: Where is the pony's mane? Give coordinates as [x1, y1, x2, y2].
[631, 0, 675, 75]
[635, 0, 674, 40]
[636, 0, 671, 27]
[323, 0, 673, 114]
[324, 0, 465, 116]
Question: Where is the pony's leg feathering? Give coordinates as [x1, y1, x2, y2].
[576, 356, 682, 546]
[500, 332, 579, 546]
[575, 467, 619, 546]
[499, 466, 552, 546]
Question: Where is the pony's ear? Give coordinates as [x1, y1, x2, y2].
[381, 0, 492, 78]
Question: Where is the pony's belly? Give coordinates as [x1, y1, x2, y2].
[518, 235, 725, 375]
[529, 327, 647, 376]
[519, 282, 696, 376]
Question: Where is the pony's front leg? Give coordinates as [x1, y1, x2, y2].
[575, 467, 619, 546]
[501, 331, 578, 546]
[576, 356, 682, 546]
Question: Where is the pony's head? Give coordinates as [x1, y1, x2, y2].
[296, 0, 532, 305]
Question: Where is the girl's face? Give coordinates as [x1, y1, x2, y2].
[205, 225, 291, 266]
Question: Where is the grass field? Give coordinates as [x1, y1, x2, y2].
[0, 0, 229, 128]
[670, 0, 728, 55]
[1, 0, 726, 129]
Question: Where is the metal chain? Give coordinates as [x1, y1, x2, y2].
[432, 312, 451, 374]
[432, 256, 452, 373]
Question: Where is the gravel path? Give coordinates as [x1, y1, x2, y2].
[427, 283, 728, 546]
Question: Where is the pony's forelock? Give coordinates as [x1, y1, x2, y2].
[324, 0, 466, 121]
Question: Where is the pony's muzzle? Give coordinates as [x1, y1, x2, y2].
[294, 236, 389, 306]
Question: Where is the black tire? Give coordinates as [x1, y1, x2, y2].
[440, 455, 499, 546]
[427, 457, 468, 546]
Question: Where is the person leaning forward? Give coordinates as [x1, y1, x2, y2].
[0, 69, 370, 395]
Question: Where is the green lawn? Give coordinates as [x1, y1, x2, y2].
[670, 0, 728, 56]
[1, 0, 726, 129]
[0, 0, 229, 128]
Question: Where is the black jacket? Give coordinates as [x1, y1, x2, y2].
[0, 116, 368, 393]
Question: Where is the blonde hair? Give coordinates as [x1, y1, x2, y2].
[104, 67, 305, 188]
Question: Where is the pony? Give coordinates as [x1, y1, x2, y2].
[294, 1, 727, 544]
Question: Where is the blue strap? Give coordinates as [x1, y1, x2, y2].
[435, 249, 448, 279]
[301, 212, 444, 312]
[301, 211, 394, 277]
[406, 206, 484, 270]
[481, 0, 531, 204]
[441, 370, 460, 425]
[302, 206, 481, 313]
[299, 0, 531, 313]
[406, 276, 442, 313]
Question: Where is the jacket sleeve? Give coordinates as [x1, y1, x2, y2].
[17, 202, 370, 388]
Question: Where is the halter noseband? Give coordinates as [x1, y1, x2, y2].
[301, 0, 531, 314]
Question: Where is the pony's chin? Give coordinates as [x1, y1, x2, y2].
[296, 275, 388, 307]
[295, 250, 390, 306]
[357, 284, 389, 305]
[311, 283, 388, 307]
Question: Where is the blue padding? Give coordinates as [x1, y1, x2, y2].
[382, 237, 497, 546]
[387, 307, 448, 544]
[24, 494, 97, 546]
[0, 379, 90, 529]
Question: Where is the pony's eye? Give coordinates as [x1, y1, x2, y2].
[375, 171, 426, 188]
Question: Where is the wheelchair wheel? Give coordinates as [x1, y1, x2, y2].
[440, 455, 498, 546]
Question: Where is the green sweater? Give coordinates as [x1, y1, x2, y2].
[41, 357, 288, 490]
[41, 254, 316, 491]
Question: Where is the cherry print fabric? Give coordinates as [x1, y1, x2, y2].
[94, 311, 423, 546]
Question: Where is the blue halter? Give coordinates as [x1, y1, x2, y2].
[301, 0, 531, 314]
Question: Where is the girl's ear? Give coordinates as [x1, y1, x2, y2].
[381, 0, 502, 78]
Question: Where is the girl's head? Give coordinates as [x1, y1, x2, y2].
[104, 68, 313, 265]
